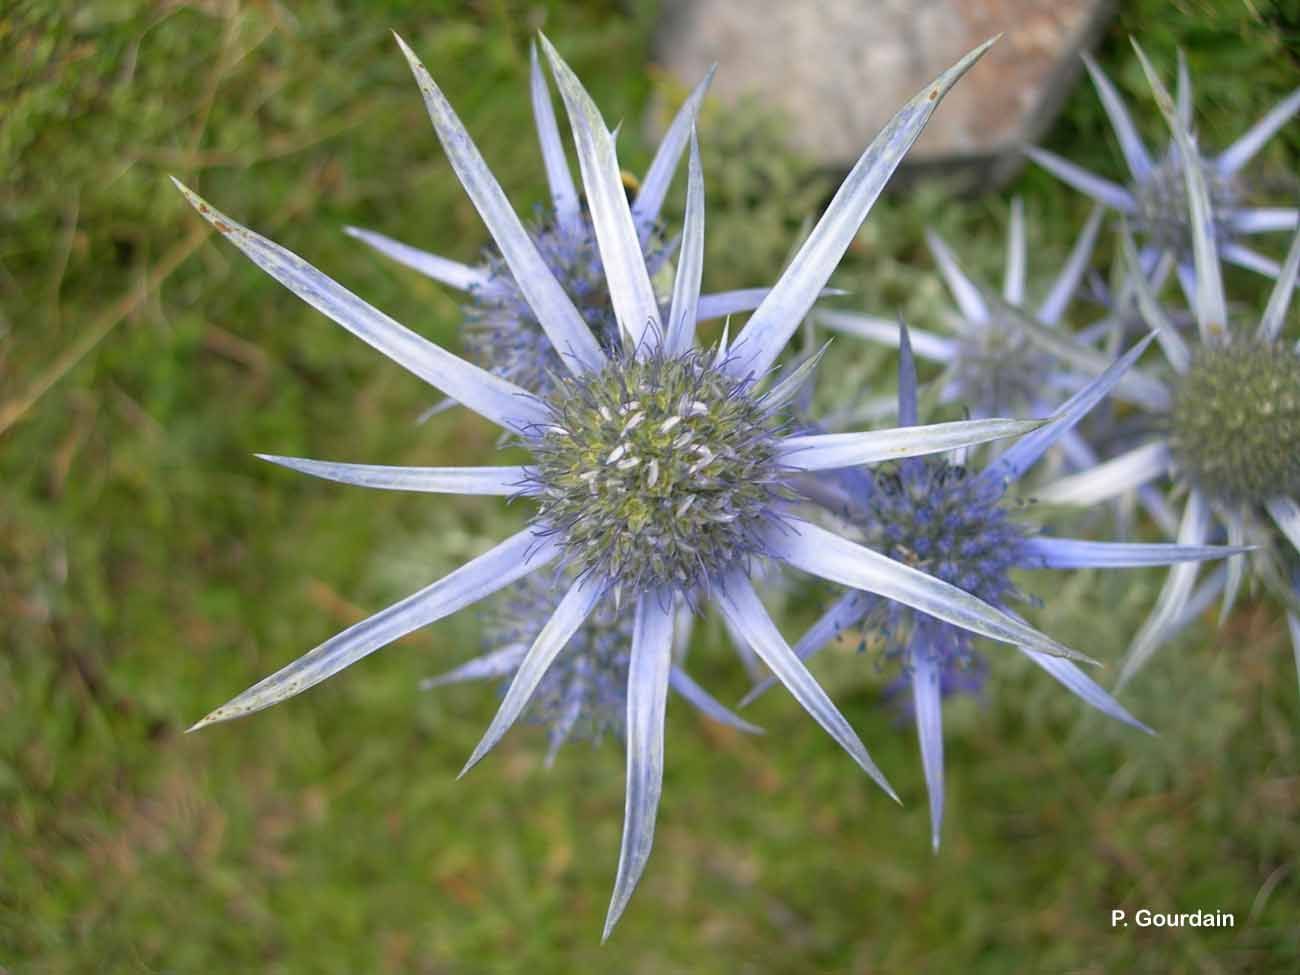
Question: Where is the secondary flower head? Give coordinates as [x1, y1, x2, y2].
[175, 32, 1100, 938]
[345, 46, 789, 398]
[1032, 44, 1300, 690]
[1028, 47, 1300, 298]
[744, 324, 1239, 850]
[818, 198, 1106, 420]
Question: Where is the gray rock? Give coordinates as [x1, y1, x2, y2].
[652, 0, 1116, 189]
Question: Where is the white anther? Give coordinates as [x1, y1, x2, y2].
[646, 459, 660, 487]
[607, 445, 627, 464]
[623, 411, 646, 433]
[659, 416, 682, 434]
[599, 406, 613, 422]
[672, 432, 694, 449]
[617, 456, 640, 471]
[688, 401, 709, 416]
[676, 496, 696, 518]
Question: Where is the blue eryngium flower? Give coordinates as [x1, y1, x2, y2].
[1028, 47, 1300, 298]
[345, 45, 799, 399]
[1035, 47, 1300, 692]
[744, 324, 1241, 850]
[175, 33, 1097, 938]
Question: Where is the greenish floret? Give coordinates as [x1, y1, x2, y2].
[529, 351, 788, 594]
[1167, 340, 1300, 507]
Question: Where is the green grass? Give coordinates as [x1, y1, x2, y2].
[3, 1, 1299, 971]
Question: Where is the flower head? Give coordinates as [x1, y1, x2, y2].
[1028, 47, 1300, 298]
[529, 348, 791, 597]
[175, 32, 1095, 938]
[745, 324, 1241, 850]
[1166, 339, 1300, 508]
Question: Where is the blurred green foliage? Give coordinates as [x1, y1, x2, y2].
[2, 1, 1299, 971]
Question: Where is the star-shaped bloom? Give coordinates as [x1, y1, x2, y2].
[176, 33, 1101, 937]
[1031, 45, 1300, 691]
[742, 324, 1242, 850]
[1028, 47, 1300, 298]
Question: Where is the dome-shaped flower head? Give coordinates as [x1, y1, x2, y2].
[421, 575, 760, 767]
[345, 44, 805, 400]
[174, 33, 1103, 938]
[1028, 46, 1300, 299]
[1032, 44, 1300, 691]
[742, 324, 1241, 850]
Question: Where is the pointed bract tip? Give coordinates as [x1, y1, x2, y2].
[392, 32, 425, 74]
[185, 709, 224, 734]
[601, 891, 637, 943]
[957, 35, 1000, 71]
[536, 30, 560, 62]
[455, 750, 484, 780]
[1071, 648, 1103, 668]
[736, 690, 759, 710]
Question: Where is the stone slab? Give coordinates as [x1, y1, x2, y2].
[652, 0, 1117, 189]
